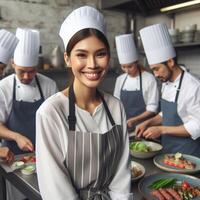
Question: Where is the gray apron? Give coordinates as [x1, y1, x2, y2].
[161, 71, 200, 156]
[65, 84, 124, 200]
[120, 69, 146, 131]
[3, 76, 44, 154]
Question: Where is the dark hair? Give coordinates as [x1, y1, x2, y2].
[162, 57, 177, 66]
[66, 28, 110, 56]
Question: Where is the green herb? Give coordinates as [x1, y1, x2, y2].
[149, 178, 177, 189]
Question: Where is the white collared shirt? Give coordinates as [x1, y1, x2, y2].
[0, 73, 58, 123]
[36, 92, 131, 200]
[113, 71, 159, 113]
[161, 71, 200, 139]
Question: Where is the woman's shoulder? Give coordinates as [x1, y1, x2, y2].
[37, 92, 69, 115]
[102, 92, 123, 109]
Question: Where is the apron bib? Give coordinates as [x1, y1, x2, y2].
[4, 76, 44, 154]
[161, 71, 200, 156]
[64, 84, 124, 200]
[120, 69, 146, 131]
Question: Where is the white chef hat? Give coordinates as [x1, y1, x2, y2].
[115, 33, 138, 65]
[59, 6, 106, 50]
[14, 28, 40, 67]
[139, 23, 176, 65]
[0, 29, 19, 64]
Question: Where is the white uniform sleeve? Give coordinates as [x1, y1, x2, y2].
[36, 110, 79, 200]
[109, 102, 132, 200]
[113, 77, 121, 99]
[0, 87, 10, 123]
[183, 86, 200, 140]
[145, 77, 159, 113]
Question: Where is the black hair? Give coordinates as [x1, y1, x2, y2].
[162, 57, 177, 66]
[66, 28, 110, 56]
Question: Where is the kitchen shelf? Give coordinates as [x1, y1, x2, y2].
[139, 42, 200, 54]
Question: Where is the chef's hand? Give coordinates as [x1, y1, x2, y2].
[142, 126, 162, 139]
[135, 122, 149, 138]
[15, 133, 34, 152]
[127, 118, 136, 128]
[0, 147, 14, 164]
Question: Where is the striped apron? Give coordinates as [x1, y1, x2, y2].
[64, 84, 124, 200]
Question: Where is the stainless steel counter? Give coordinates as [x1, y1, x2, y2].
[1, 156, 200, 200]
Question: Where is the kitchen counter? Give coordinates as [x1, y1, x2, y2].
[0, 156, 200, 200]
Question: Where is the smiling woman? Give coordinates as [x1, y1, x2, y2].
[36, 5, 131, 200]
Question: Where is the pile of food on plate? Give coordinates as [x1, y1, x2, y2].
[162, 152, 196, 170]
[131, 164, 143, 178]
[129, 141, 152, 152]
[149, 178, 200, 200]
[11, 155, 36, 175]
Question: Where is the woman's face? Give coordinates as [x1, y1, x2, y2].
[65, 35, 110, 89]
[121, 62, 138, 77]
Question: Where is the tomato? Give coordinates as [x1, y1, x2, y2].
[182, 181, 190, 189]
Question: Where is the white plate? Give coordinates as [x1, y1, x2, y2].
[130, 161, 145, 182]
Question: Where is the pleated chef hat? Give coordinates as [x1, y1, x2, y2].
[14, 28, 40, 67]
[59, 6, 106, 50]
[0, 29, 19, 64]
[115, 34, 138, 64]
[139, 23, 176, 65]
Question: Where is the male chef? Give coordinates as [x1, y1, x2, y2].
[0, 28, 58, 155]
[136, 23, 200, 157]
[0, 29, 18, 163]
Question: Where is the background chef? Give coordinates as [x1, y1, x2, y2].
[0, 29, 18, 79]
[136, 23, 200, 156]
[113, 34, 159, 131]
[0, 28, 58, 156]
[0, 29, 18, 163]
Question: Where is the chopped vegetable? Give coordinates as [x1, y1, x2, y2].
[129, 141, 151, 152]
[149, 178, 177, 189]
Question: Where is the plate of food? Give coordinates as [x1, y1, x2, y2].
[138, 173, 200, 200]
[153, 152, 200, 174]
[129, 140, 163, 159]
[130, 161, 145, 182]
[21, 164, 36, 175]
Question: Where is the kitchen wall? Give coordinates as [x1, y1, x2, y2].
[0, 0, 126, 92]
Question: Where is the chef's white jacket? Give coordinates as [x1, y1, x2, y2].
[160, 71, 200, 140]
[0, 73, 58, 124]
[36, 92, 131, 200]
[113, 71, 159, 113]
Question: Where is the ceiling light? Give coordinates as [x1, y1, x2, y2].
[160, 0, 200, 12]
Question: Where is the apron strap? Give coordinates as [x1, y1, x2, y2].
[120, 74, 128, 91]
[68, 84, 116, 131]
[13, 75, 44, 100]
[97, 90, 115, 127]
[68, 84, 77, 131]
[175, 70, 184, 102]
[139, 67, 143, 92]
[35, 75, 44, 100]
[13, 77, 16, 100]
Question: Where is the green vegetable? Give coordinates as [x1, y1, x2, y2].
[129, 142, 150, 152]
[149, 178, 177, 189]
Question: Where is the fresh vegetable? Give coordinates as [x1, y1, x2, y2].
[149, 178, 177, 189]
[182, 181, 190, 190]
[129, 141, 151, 152]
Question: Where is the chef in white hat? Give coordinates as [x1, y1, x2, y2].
[0, 29, 19, 79]
[36, 6, 131, 200]
[0, 29, 18, 163]
[114, 33, 159, 132]
[0, 28, 58, 156]
[136, 23, 200, 156]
